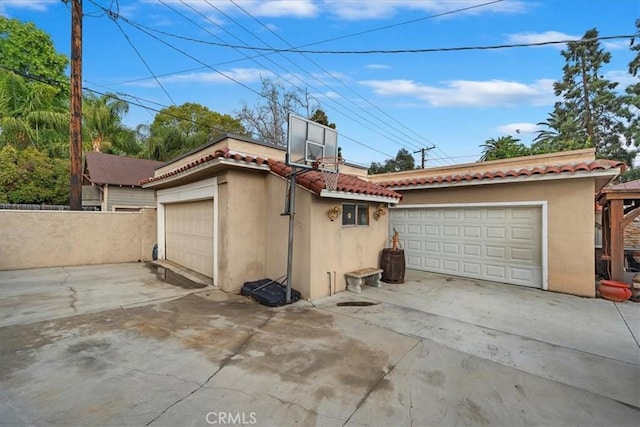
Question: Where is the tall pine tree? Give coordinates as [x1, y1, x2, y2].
[550, 28, 634, 163]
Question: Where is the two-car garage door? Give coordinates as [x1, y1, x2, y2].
[390, 206, 542, 288]
[165, 200, 214, 278]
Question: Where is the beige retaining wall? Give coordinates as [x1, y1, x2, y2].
[0, 209, 157, 270]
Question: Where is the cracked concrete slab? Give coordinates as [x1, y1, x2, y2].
[1, 264, 638, 426]
[0, 263, 210, 327]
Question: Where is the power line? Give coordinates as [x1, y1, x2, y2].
[154, 0, 424, 154]
[1, 65, 397, 160]
[111, 20, 635, 55]
[101, 6, 177, 106]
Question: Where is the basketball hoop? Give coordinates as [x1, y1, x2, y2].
[314, 156, 344, 191]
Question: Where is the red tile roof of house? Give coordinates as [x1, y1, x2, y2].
[142, 148, 402, 200]
[85, 152, 164, 187]
[374, 159, 625, 189]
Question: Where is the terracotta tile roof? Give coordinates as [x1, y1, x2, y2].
[142, 148, 402, 200]
[85, 152, 164, 187]
[268, 160, 402, 200]
[375, 159, 625, 189]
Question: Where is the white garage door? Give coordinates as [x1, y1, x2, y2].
[165, 200, 214, 278]
[390, 206, 542, 288]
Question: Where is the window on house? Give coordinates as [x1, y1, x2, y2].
[342, 204, 369, 227]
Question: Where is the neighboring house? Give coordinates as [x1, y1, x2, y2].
[83, 152, 164, 211]
[142, 134, 401, 299]
[369, 148, 623, 298]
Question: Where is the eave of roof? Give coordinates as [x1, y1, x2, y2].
[376, 160, 625, 191]
[142, 148, 402, 202]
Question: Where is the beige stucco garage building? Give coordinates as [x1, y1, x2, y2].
[142, 134, 401, 300]
[369, 149, 623, 297]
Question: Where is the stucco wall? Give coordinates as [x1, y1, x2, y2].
[264, 174, 289, 281]
[397, 178, 596, 297]
[261, 174, 390, 300]
[0, 209, 157, 270]
[217, 169, 268, 292]
[307, 198, 389, 299]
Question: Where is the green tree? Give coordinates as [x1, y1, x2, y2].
[310, 109, 336, 129]
[479, 136, 529, 161]
[368, 148, 416, 174]
[531, 110, 593, 155]
[140, 102, 245, 161]
[621, 19, 640, 150]
[237, 77, 319, 145]
[82, 92, 140, 155]
[552, 28, 632, 161]
[0, 17, 69, 102]
[0, 70, 69, 156]
[0, 145, 69, 204]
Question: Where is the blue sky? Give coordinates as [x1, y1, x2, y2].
[2, 0, 638, 167]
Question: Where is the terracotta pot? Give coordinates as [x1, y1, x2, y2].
[599, 280, 632, 302]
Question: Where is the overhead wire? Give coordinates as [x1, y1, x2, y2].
[101, 6, 178, 106]
[1, 64, 397, 160]
[227, 0, 429, 151]
[98, 0, 400, 157]
[191, 0, 425, 155]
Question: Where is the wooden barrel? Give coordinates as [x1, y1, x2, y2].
[381, 248, 405, 283]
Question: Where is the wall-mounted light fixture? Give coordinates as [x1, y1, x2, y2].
[327, 205, 341, 221]
[373, 205, 386, 221]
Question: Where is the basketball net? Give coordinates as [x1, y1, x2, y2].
[316, 157, 344, 191]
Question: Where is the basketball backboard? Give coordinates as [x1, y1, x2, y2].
[287, 113, 338, 171]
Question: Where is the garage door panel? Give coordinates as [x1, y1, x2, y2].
[165, 200, 214, 278]
[486, 227, 506, 239]
[391, 206, 542, 288]
[442, 243, 459, 255]
[486, 246, 506, 259]
[462, 262, 482, 275]
[406, 239, 421, 250]
[424, 225, 439, 235]
[442, 259, 459, 273]
[463, 244, 481, 257]
[463, 226, 482, 238]
[425, 241, 439, 252]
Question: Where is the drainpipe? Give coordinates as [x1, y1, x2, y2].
[327, 272, 332, 296]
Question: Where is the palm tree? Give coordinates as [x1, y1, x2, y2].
[82, 93, 132, 153]
[479, 136, 529, 161]
[0, 70, 68, 153]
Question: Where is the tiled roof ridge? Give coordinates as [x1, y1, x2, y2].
[375, 159, 626, 188]
[140, 148, 402, 200]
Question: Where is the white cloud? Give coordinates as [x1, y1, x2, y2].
[495, 123, 540, 135]
[506, 31, 578, 48]
[0, 0, 56, 15]
[365, 64, 391, 70]
[126, 68, 272, 87]
[360, 78, 556, 107]
[603, 40, 631, 50]
[145, 0, 317, 18]
[506, 31, 631, 51]
[605, 70, 639, 89]
[324, 0, 529, 20]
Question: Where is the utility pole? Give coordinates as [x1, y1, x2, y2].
[69, 0, 83, 210]
[413, 146, 435, 169]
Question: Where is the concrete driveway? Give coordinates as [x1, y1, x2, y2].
[0, 264, 638, 426]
